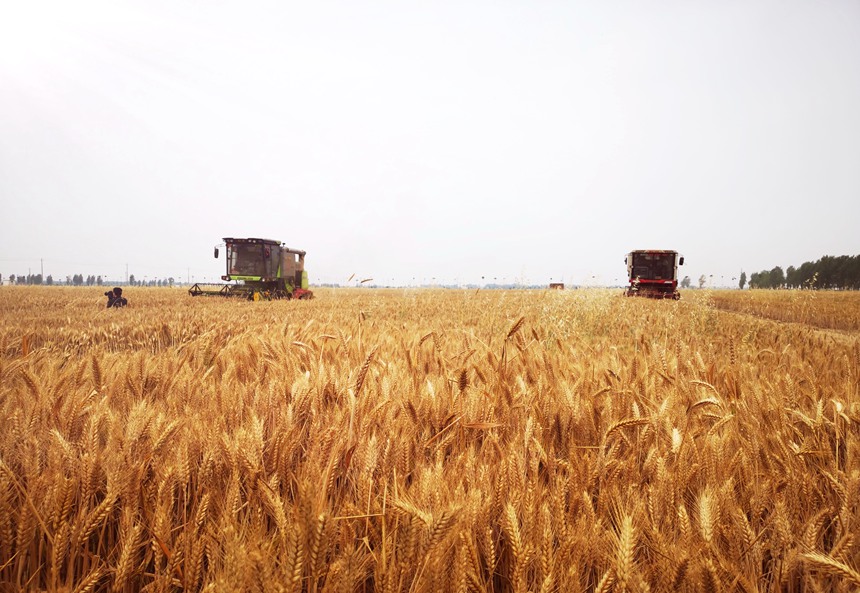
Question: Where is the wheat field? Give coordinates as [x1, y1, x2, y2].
[1, 286, 858, 592]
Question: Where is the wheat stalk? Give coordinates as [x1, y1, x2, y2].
[803, 552, 860, 588]
[1, 287, 859, 591]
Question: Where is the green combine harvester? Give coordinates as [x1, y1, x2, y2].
[189, 237, 313, 300]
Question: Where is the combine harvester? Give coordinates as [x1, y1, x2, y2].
[624, 249, 684, 299]
[189, 237, 313, 300]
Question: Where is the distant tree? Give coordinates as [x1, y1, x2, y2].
[129, 274, 136, 286]
[681, 276, 691, 289]
[73, 274, 83, 286]
[698, 274, 706, 289]
[819, 256, 837, 288]
[168, 277, 175, 287]
[749, 272, 760, 288]
[838, 256, 851, 287]
[770, 266, 785, 288]
[837, 259, 848, 289]
[796, 262, 812, 287]
[8, 275, 13, 284]
[739, 272, 746, 290]
[46, 275, 53, 285]
[96, 275, 103, 285]
[850, 255, 860, 290]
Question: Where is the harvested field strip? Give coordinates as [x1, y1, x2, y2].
[707, 289, 860, 333]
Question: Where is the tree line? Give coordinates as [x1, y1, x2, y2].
[748, 255, 860, 289]
[2, 274, 177, 287]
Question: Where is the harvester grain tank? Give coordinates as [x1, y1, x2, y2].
[624, 250, 684, 299]
[189, 237, 313, 300]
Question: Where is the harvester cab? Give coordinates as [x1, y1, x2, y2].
[189, 238, 313, 300]
[625, 250, 684, 300]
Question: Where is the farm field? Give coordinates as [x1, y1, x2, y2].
[708, 290, 860, 333]
[1, 286, 859, 592]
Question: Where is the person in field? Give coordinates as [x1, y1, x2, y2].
[105, 287, 128, 308]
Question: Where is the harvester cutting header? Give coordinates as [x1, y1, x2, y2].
[625, 250, 684, 299]
[189, 238, 312, 300]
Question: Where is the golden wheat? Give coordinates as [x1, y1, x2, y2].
[0, 286, 858, 592]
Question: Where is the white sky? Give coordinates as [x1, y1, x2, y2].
[1, 0, 858, 287]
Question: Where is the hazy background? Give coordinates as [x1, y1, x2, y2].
[1, 0, 858, 287]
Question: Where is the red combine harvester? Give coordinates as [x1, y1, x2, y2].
[624, 250, 684, 299]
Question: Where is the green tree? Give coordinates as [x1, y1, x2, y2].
[698, 274, 706, 288]
[770, 266, 785, 288]
[129, 274, 136, 286]
[749, 271, 770, 288]
[819, 255, 837, 288]
[739, 272, 746, 290]
[850, 255, 860, 289]
[834, 255, 851, 288]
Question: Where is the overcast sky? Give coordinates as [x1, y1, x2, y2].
[1, 0, 858, 287]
